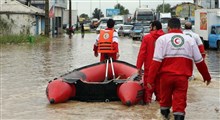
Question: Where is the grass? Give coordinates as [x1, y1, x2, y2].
[0, 34, 49, 44]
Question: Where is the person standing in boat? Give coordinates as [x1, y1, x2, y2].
[136, 21, 164, 104]
[93, 19, 120, 62]
[147, 18, 211, 120]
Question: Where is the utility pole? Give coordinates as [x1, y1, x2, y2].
[188, 3, 190, 18]
[163, 0, 164, 13]
[139, 0, 141, 8]
[69, 0, 72, 34]
[90, 0, 92, 18]
[45, 0, 49, 37]
[99, 0, 101, 19]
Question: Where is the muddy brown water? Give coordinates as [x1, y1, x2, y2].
[1, 33, 219, 120]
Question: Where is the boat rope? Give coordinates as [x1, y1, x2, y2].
[110, 57, 115, 79]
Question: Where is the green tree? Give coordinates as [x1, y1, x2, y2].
[156, 3, 171, 13]
[92, 8, 104, 20]
[80, 13, 89, 20]
[114, 3, 129, 15]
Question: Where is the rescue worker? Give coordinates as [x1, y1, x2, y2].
[136, 21, 164, 104]
[183, 22, 206, 80]
[147, 18, 211, 120]
[93, 19, 119, 62]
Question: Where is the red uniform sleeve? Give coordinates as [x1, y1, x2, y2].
[147, 60, 161, 84]
[113, 42, 119, 53]
[93, 44, 98, 53]
[198, 45, 206, 58]
[136, 38, 147, 69]
[195, 60, 211, 81]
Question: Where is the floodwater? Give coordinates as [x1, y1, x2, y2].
[1, 33, 220, 120]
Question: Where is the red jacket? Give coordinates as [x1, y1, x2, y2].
[136, 29, 164, 73]
[93, 28, 119, 61]
[147, 29, 211, 84]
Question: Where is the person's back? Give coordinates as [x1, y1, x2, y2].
[183, 22, 205, 58]
[183, 22, 206, 80]
[136, 21, 164, 103]
[156, 32, 200, 76]
[93, 19, 119, 62]
[147, 18, 211, 120]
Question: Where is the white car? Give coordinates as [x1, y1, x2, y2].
[114, 24, 122, 33]
[121, 25, 133, 37]
[96, 24, 107, 34]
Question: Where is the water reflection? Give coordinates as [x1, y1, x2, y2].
[205, 50, 220, 80]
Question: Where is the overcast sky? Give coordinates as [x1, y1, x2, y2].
[67, 0, 193, 17]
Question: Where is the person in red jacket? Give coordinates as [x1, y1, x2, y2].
[136, 21, 164, 104]
[147, 18, 211, 120]
[93, 19, 119, 62]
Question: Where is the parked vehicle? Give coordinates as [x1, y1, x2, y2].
[208, 25, 220, 50]
[140, 26, 150, 40]
[112, 15, 124, 25]
[114, 24, 122, 33]
[99, 17, 111, 24]
[195, 9, 220, 49]
[130, 25, 144, 40]
[90, 18, 99, 29]
[156, 12, 171, 24]
[96, 24, 107, 34]
[118, 25, 133, 37]
[84, 23, 91, 31]
[134, 7, 154, 24]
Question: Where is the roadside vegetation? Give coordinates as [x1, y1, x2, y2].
[0, 16, 48, 44]
[0, 34, 48, 44]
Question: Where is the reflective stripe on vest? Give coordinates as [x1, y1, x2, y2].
[97, 30, 116, 53]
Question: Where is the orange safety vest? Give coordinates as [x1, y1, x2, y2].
[97, 29, 117, 53]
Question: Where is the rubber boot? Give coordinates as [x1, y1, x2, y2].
[174, 115, 185, 120]
[160, 109, 170, 119]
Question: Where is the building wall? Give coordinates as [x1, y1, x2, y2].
[198, 0, 219, 8]
[17, 0, 67, 35]
[55, 7, 63, 17]
[0, 14, 43, 35]
[172, 3, 202, 18]
[18, 0, 67, 9]
[54, 0, 67, 8]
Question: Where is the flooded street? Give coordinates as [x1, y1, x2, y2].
[1, 33, 220, 120]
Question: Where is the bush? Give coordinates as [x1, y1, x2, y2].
[0, 34, 49, 44]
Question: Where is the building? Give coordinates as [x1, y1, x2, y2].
[63, 10, 78, 29]
[0, 0, 45, 35]
[17, 0, 67, 35]
[171, 2, 203, 18]
[195, 0, 219, 9]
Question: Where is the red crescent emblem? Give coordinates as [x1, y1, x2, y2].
[174, 38, 180, 44]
